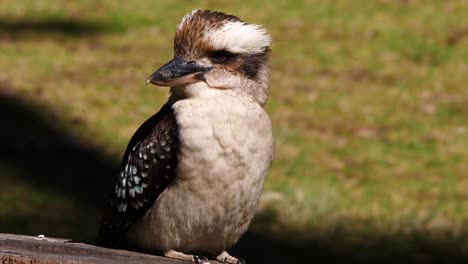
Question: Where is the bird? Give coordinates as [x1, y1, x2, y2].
[98, 9, 274, 264]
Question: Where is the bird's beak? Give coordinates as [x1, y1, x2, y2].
[146, 56, 212, 86]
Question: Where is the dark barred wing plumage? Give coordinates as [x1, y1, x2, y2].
[98, 103, 178, 246]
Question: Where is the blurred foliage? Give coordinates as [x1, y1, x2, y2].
[0, 1, 468, 263]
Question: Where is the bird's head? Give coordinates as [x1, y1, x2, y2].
[146, 9, 272, 105]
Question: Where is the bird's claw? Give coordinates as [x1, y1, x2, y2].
[223, 257, 245, 264]
[222, 256, 245, 264]
[193, 255, 210, 264]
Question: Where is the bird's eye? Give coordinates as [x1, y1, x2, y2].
[210, 50, 235, 63]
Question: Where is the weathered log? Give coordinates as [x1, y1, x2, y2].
[0, 233, 221, 264]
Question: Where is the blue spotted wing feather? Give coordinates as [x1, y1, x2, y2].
[98, 103, 178, 246]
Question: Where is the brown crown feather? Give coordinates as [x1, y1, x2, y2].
[174, 10, 243, 58]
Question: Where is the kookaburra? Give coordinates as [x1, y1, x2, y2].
[98, 9, 274, 264]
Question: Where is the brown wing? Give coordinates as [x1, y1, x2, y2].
[97, 102, 179, 247]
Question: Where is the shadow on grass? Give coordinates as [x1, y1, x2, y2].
[0, 16, 122, 38]
[0, 89, 119, 238]
[233, 226, 468, 264]
[0, 88, 467, 263]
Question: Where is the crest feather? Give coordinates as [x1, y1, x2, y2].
[174, 9, 271, 56]
[205, 22, 271, 54]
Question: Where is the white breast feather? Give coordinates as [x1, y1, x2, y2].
[127, 93, 274, 254]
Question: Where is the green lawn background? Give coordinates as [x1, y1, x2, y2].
[0, 1, 467, 263]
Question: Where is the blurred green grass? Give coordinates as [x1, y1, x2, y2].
[1, 0, 468, 263]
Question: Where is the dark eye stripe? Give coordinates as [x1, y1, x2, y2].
[237, 53, 268, 79]
[209, 50, 237, 64]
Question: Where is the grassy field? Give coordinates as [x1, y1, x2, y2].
[1, 1, 468, 263]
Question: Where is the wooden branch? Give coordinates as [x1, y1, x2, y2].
[0, 233, 220, 264]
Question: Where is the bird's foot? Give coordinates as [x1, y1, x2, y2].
[193, 255, 210, 264]
[164, 250, 210, 264]
[216, 251, 245, 264]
